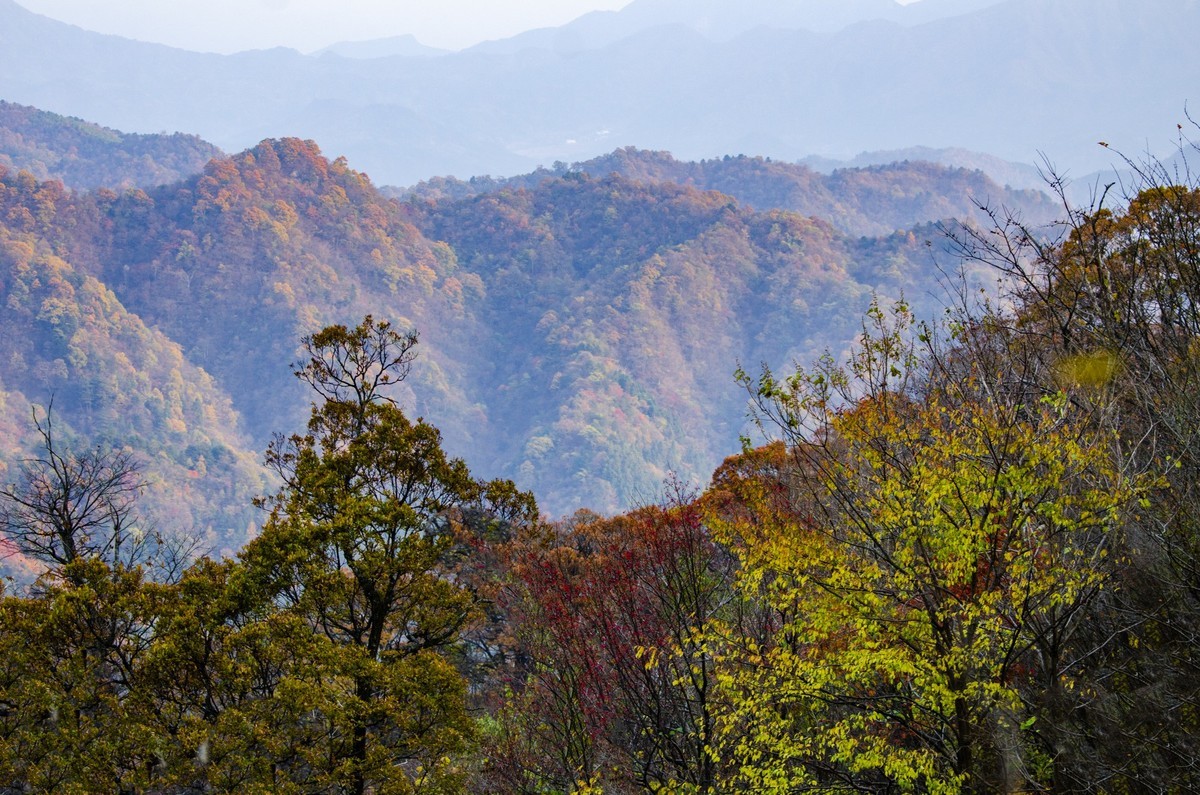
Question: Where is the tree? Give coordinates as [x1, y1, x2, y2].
[243, 316, 535, 795]
[484, 492, 737, 794]
[0, 405, 147, 573]
[0, 558, 163, 793]
[716, 301, 1138, 792]
[942, 138, 1200, 789]
[0, 403, 167, 794]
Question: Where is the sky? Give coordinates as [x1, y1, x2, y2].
[15, 0, 926, 54]
[13, 0, 637, 53]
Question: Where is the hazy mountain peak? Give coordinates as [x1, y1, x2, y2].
[465, 0, 1007, 55]
[616, 0, 902, 35]
[312, 34, 449, 60]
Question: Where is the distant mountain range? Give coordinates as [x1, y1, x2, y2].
[465, 0, 1007, 55]
[0, 106, 1056, 531]
[0, 0, 1189, 186]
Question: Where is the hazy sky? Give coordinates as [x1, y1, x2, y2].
[13, 0, 636, 53]
[15, 0, 927, 54]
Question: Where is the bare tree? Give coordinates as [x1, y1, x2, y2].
[0, 405, 147, 571]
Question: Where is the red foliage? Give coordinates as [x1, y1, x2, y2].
[482, 496, 733, 791]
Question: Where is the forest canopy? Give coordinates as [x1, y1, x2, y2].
[3, 136, 1200, 792]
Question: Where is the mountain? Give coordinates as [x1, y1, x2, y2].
[0, 165, 266, 554]
[466, 0, 1006, 55]
[398, 147, 1058, 236]
[402, 171, 953, 511]
[88, 140, 955, 515]
[0, 0, 1190, 186]
[0, 114, 1012, 517]
[68, 138, 487, 451]
[800, 146, 1050, 191]
[0, 100, 222, 190]
[313, 35, 449, 60]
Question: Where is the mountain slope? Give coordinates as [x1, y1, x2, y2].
[0, 165, 266, 551]
[405, 172, 953, 511]
[81, 141, 949, 513]
[313, 35, 449, 60]
[0, 127, 986, 516]
[467, 0, 1005, 54]
[71, 138, 487, 450]
[400, 147, 1059, 236]
[0, 100, 222, 190]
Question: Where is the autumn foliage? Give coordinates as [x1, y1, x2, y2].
[4, 125, 1200, 792]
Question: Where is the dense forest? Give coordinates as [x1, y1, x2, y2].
[3, 138, 1200, 792]
[5, 102, 1199, 791]
[0, 101, 222, 191]
[398, 147, 1058, 238]
[0, 110, 1055, 528]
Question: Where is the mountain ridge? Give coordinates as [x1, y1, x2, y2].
[0, 100, 223, 189]
[0, 0, 1188, 185]
[457, 0, 1008, 55]
[0, 108, 1039, 519]
[399, 146, 1059, 237]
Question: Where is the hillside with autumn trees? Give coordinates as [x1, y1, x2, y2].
[1, 97, 1200, 791]
[0, 101, 222, 191]
[400, 146, 1059, 237]
[3, 131, 1200, 791]
[0, 108, 1062, 526]
[0, 165, 266, 556]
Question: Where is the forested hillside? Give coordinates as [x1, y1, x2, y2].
[0, 101, 222, 190]
[0, 166, 265, 553]
[405, 170, 944, 510]
[401, 147, 1058, 237]
[3, 141, 1200, 791]
[0, 115, 1030, 522]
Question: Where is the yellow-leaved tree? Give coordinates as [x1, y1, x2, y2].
[712, 300, 1139, 792]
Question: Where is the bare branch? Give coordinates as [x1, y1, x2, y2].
[0, 405, 148, 571]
